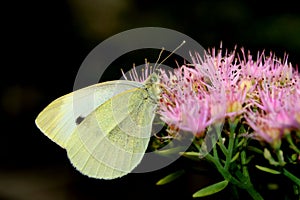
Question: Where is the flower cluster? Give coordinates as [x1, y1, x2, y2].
[158, 46, 300, 145]
[125, 45, 300, 199]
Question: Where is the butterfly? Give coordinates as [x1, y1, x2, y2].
[35, 72, 161, 179]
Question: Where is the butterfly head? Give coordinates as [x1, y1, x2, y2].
[144, 73, 162, 103]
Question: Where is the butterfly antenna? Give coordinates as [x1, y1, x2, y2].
[154, 40, 186, 71]
[153, 47, 165, 70]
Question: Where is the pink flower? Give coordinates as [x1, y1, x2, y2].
[190, 47, 254, 120]
[244, 52, 300, 143]
[158, 65, 224, 136]
[124, 45, 300, 144]
[246, 85, 300, 142]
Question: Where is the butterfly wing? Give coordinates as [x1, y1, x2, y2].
[35, 80, 143, 148]
[66, 87, 157, 179]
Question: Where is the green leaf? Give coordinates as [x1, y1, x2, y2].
[247, 146, 264, 154]
[263, 148, 280, 166]
[156, 170, 185, 185]
[255, 165, 281, 174]
[236, 138, 245, 148]
[155, 146, 186, 157]
[192, 180, 229, 198]
[245, 155, 255, 164]
[230, 151, 240, 163]
[180, 151, 201, 161]
[276, 150, 286, 166]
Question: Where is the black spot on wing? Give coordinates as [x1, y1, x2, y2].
[76, 116, 85, 125]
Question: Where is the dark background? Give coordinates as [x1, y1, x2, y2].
[1, 0, 300, 199]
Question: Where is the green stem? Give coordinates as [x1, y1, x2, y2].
[239, 149, 264, 200]
[205, 153, 241, 186]
[286, 134, 300, 154]
[218, 140, 228, 156]
[203, 119, 264, 199]
[240, 139, 250, 179]
[246, 185, 264, 200]
[206, 152, 264, 200]
[230, 185, 240, 200]
[241, 149, 250, 178]
[216, 125, 228, 156]
[212, 134, 219, 159]
[282, 168, 300, 186]
[224, 120, 238, 170]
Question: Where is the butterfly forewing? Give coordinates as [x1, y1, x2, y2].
[35, 80, 143, 148]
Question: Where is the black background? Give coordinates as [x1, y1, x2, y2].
[1, 0, 300, 199]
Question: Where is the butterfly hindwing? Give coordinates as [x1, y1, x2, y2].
[66, 87, 157, 179]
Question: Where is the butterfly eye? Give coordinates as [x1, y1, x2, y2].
[151, 76, 157, 83]
[150, 74, 160, 84]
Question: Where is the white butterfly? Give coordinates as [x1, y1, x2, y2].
[35, 74, 161, 179]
